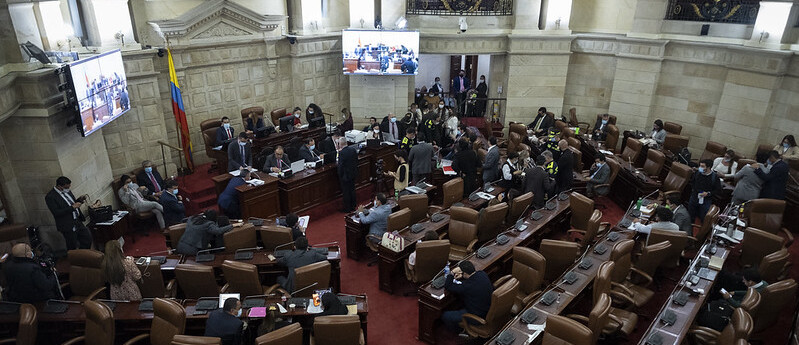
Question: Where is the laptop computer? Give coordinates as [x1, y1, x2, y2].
[291, 159, 306, 174]
[366, 139, 380, 148]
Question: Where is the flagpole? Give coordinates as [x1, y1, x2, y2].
[167, 41, 188, 176]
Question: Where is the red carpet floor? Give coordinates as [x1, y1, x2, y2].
[123, 166, 799, 344]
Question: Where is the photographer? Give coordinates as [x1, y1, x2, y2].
[2, 243, 61, 303]
[45, 176, 92, 250]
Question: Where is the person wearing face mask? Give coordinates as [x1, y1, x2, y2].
[45, 176, 92, 250]
[752, 150, 789, 200]
[586, 154, 610, 198]
[430, 76, 443, 95]
[363, 116, 378, 132]
[452, 69, 471, 115]
[773, 134, 799, 160]
[421, 110, 441, 146]
[299, 137, 324, 163]
[527, 107, 553, 136]
[368, 123, 383, 141]
[475, 74, 488, 117]
[687, 160, 722, 222]
[226, 133, 252, 171]
[409, 132, 434, 183]
[338, 107, 353, 132]
[177, 209, 233, 255]
[711, 149, 738, 179]
[215, 116, 235, 147]
[306, 103, 324, 126]
[102, 240, 142, 301]
[275, 237, 327, 291]
[381, 113, 403, 143]
[119, 174, 166, 229]
[357, 193, 392, 242]
[3, 243, 61, 303]
[650, 119, 667, 148]
[664, 194, 692, 236]
[136, 160, 164, 199]
[159, 180, 186, 226]
[291, 107, 303, 126]
[423, 90, 441, 110]
[205, 297, 244, 345]
[400, 127, 418, 152]
[592, 114, 611, 141]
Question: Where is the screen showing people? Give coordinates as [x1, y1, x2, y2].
[342, 30, 420, 75]
[68, 49, 131, 136]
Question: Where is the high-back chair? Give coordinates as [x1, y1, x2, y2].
[62, 300, 115, 345]
[495, 247, 546, 314]
[310, 315, 364, 345]
[569, 192, 595, 231]
[570, 146, 584, 172]
[619, 138, 642, 164]
[591, 261, 638, 336]
[609, 239, 655, 309]
[693, 205, 720, 243]
[632, 241, 672, 281]
[568, 108, 590, 132]
[604, 125, 619, 153]
[476, 202, 508, 243]
[758, 248, 791, 283]
[293, 261, 331, 297]
[0, 303, 37, 345]
[270, 108, 286, 127]
[752, 278, 797, 333]
[258, 225, 293, 251]
[460, 278, 520, 339]
[137, 262, 177, 299]
[539, 239, 580, 284]
[568, 210, 602, 248]
[387, 208, 412, 233]
[123, 298, 186, 345]
[662, 162, 692, 198]
[689, 308, 752, 345]
[738, 288, 761, 318]
[439, 177, 464, 210]
[446, 206, 480, 261]
[174, 264, 221, 299]
[404, 240, 450, 284]
[609, 239, 635, 284]
[568, 293, 611, 345]
[642, 149, 666, 177]
[542, 314, 594, 345]
[506, 192, 533, 223]
[241, 106, 264, 124]
[397, 193, 430, 224]
[663, 134, 690, 155]
[647, 229, 695, 268]
[223, 224, 257, 253]
[739, 227, 786, 268]
[663, 121, 682, 135]
[255, 323, 303, 345]
[167, 223, 186, 249]
[65, 249, 106, 301]
[745, 199, 791, 240]
[567, 137, 581, 151]
[221, 260, 274, 297]
[700, 141, 727, 162]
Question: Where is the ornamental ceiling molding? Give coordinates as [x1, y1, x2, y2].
[149, 0, 285, 40]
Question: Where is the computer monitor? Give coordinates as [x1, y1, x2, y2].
[279, 115, 295, 133]
[290, 159, 305, 174]
[308, 116, 325, 129]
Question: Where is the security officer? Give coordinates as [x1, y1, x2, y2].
[400, 127, 418, 152]
[542, 150, 558, 179]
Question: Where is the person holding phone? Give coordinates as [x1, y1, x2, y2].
[45, 176, 93, 250]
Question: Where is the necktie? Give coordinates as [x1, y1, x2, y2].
[391, 123, 396, 140]
[535, 116, 543, 131]
[459, 78, 464, 92]
[148, 172, 161, 192]
[227, 128, 232, 139]
[240, 146, 246, 165]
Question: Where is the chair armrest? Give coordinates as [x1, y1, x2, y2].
[521, 290, 542, 306]
[494, 275, 512, 289]
[122, 334, 149, 345]
[567, 314, 589, 325]
[264, 284, 290, 297]
[221, 284, 229, 293]
[629, 267, 654, 287]
[428, 206, 444, 214]
[465, 239, 478, 253]
[61, 335, 86, 345]
[662, 190, 681, 199]
[688, 326, 721, 343]
[165, 279, 177, 298]
[85, 286, 106, 301]
[598, 222, 611, 236]
[781, 228, 794, 247]
[0, 339, 18, 345]
[461, 313, 487, 325]
[566, 229, 586, 236]
[607, 314, 625, 333]
[438, 232, 448, 240]
[595, 183, 611, 190]
[609, 290, 637, 308]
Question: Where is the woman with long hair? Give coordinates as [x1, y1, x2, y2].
[774, 134, 799, 160]
[102, 240, 142, 301]
[318, 292, 349, 316]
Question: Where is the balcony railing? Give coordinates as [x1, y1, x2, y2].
[406, 0, 513, 16]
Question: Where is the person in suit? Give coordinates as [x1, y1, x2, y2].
[688, 160, 722, 222]
[244, 110, 267, 134]
[318, 292, 349, 316]
[399, 127, 418, 152]
[136, 160, 164, 198]
[441, 261, 493, 333]
[227, 133, 252, 171]
[774, 134, 799, 160]
[319, 130, 343, 155]
[527, 107, 553, 136]
[720, 269, 768, 308]
[473, 75, 488, 117]
[650, 119, 667, 148]
[631, 206, 680, 236]
[218, 170, 250, 220]
[452, 140, 480, 196]
[263, 146, 291, 173]
[401, 57, 417, 74]
[298, 138, 323, 163]
[523, 155, 556, 208]
[555, 140, 573, 193]
[381, 113, 403, 144]
[45, 176, 92, 250]
[366, 123, 384, 141]
[592, 113, 610, 141]
[159, 180, 186, 226]
[118, 174, 166, 229]
[409, 132, 434, 183]
[337, 137, 359, 212]
[338, 108, 353, 133]
[665, 194, 692, 236]
[278, 213, 304, 240]
[452, 70, 471, 115]
[363, 117, 377, 132]
[119, 87, 129, 111]
[753, 150, 789, 200]
[215, 116, 235, 147]
[275, 237, 327, 292]
[430, 77, 444, 95]
[205, 297, 243, 345]
[482, 136, 500, 184]
[732, 163, 764, 205]
[176, 209, 233, 255]
[3, 243, 61, 303]
[358, 193, 392, 241]
[586, 154, 610, 197]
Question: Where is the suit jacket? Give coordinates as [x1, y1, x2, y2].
[528, 113, 554, 133]
[118, 184, 149, 211]
[671, 205, 692, 236]
[593, 119, 610, 140]
[45, 188, 85, 233]
[298, 145, 322, 162]
[452, 76, 471, 94]
[482, 146, 500, 183]
[245, 117, 265, 132]
[556, 150, 573, 193]
[754, 160, 789, 200]
[523, 166, 555, 208]
[337, 146, 359, 183]
[205, 310, 243, 345]
[215, 126, 235, 146]
[409, 142, 433, 175]
[218, 177, 246, 210]
[159, 192, 185, 226]
[176, 217, 233, 255]
[136, 170, 164, 195]
[733, 165, 764, 203]
[380, 118, 404, 143]
[263, 153, 291, 172]
[444, 271, 493, 318]
[2, 257, 61, 303]
[587, 163, 611, 195]
[319, 136, 336, 154]
[227, 142, 252, 171]
[277, 249, 327, 292]
[359, 204, 392, 238]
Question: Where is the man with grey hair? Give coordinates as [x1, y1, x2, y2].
[337, 137, 359, 212]
[136, 159, 164, 198]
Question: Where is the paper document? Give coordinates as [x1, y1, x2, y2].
[476, 192, 494, 200]
[230, 167, 258, 176]
[306, 304, 323, 314]
[298, 216, 310, 231]
[277, 303, 287, 313]
[248, 307, 267, 318]
[246, 179, 265, 186]
[599, 149, 613, 155]
[347, 305, 358, 315]
[382, 141, 395, 145]
[736, 219, 746, 227]
[432, 293, 445, 300]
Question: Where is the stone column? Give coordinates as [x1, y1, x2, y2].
[349, 75, 410, 128]
[629, 0, 668, 36]
[80, 0, 137, 47]
[0, 0, 23, 64]
[512, 0, 542, 34]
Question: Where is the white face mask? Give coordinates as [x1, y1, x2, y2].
[373, 200, 378, 207]
[295, 113, 300, 118]
[374, 128, 380, 133]
[308, 110, 314, 114]
[438, 104, 444, 109]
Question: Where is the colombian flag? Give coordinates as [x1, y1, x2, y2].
[168, 49, 194, 171]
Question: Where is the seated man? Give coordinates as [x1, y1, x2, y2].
[215, 116, 236, 147]
[2, 243, 61, 303]
[263, 145, 291, 173]
[592, 113, 611, 141]
[441, 261, 493, 333]
[159, 180, 186, 226]
[119, 174, 165, 229]
[381, 113, 402, 143]
[279, 213, 304, 240]
[631, 206, 679, 235]
[586, 154, 610, 197]
[358, 193, 392, 242]
[699, 268, 768, 331]
[298, 138, 323, 162]
[218, 169, 251, 220]
[135, 160, 164, 198]
[226, 133, 252, 171]
[527, 107, 553, 136]
[275, 237, 327, 292]
[205, 297, 243, 345]
[721, 268, 768, 307]
[363, 116, 377, 132]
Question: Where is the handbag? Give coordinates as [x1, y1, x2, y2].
[89, 205, 113, 223]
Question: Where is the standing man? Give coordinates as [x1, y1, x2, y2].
[665, 194, 692, 236]
[227, 133, 252, 171]
[430, 76, 444, 95]
[475, 75, 488, 117]
[753, 151, 789, 200]
[687, 160, 722, 222]
[441, 261, 493, 334]
[399, 127, 417, 152]
[523, 155, 555, 209]
[482, 137, 499, 184]
[555, 140, 573, 193]
[45, 176, 92, 250]
[218, 169, 251, 220]
[215, 116, 235, 147]
[452, 69, 471, 115]
[136, 160, 164, 198]
[409, 133, 434, 184]
[337, 137, 359, 212]
[205, 297, 243, 345]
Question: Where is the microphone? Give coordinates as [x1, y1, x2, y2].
[196, 247, 225, 256]
[312, 241, 339, 248]
[243, 293, 279, 299]
[273, 241, 295, 251]
[334, 292, 366, 298]
[145, 249, 174, 256]
[97, 299, 130, 303]
[291, 282, 319, 296]
[235, 246, 262, 254]
[46, 299, 81, 305]
[640, 188, 661, 202]
[195, 247, 225, 263]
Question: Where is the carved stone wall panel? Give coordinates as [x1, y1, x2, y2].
[420, 35, 509, 54]
[508, 36, 574, 55]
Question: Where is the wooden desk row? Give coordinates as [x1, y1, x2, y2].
[417, 194, 572, 344]
[250, 126, 326, 153]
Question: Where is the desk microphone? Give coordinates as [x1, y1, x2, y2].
[46, 299, 81, 305]
[97, 299, 131, 303]
[251, 171, 262, 180]
[640, 188, 661, 203]
[195, 247, 225, 262]
[234, 246, 262, 260]
[235, 246, 262, 254]
[335, 292, 366, 298]
[312, 241, 339, 248]
[196, 247, 225, 256]
[243, 293, 279, 299]
[291, 282, 319, 296]
[273, 241, 295, 251]
[145, 249, 174, 256]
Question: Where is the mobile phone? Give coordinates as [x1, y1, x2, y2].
[720, 288, 728, 295]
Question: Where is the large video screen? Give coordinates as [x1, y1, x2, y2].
[342, 30, 420, 75]
[68, 50, 130, 136]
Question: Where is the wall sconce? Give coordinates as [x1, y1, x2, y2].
[555, 17, 562, 30]
[114, 31, 125, 45]
[759, 31, 770, 43]
[360, 18, 365, 28]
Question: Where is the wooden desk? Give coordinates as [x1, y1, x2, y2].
[251, 126, 325, 152]
[89, 211, 129, 249]
[344, 199, 401, 261]
[610, 160, 661, 208]
[378, 214, 450, 294]
[210, 173, 281, 219]
[417, 195, 571, 344]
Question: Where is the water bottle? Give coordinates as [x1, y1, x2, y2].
[635, 198, 643, 211]
[444, 263, 450, 276]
